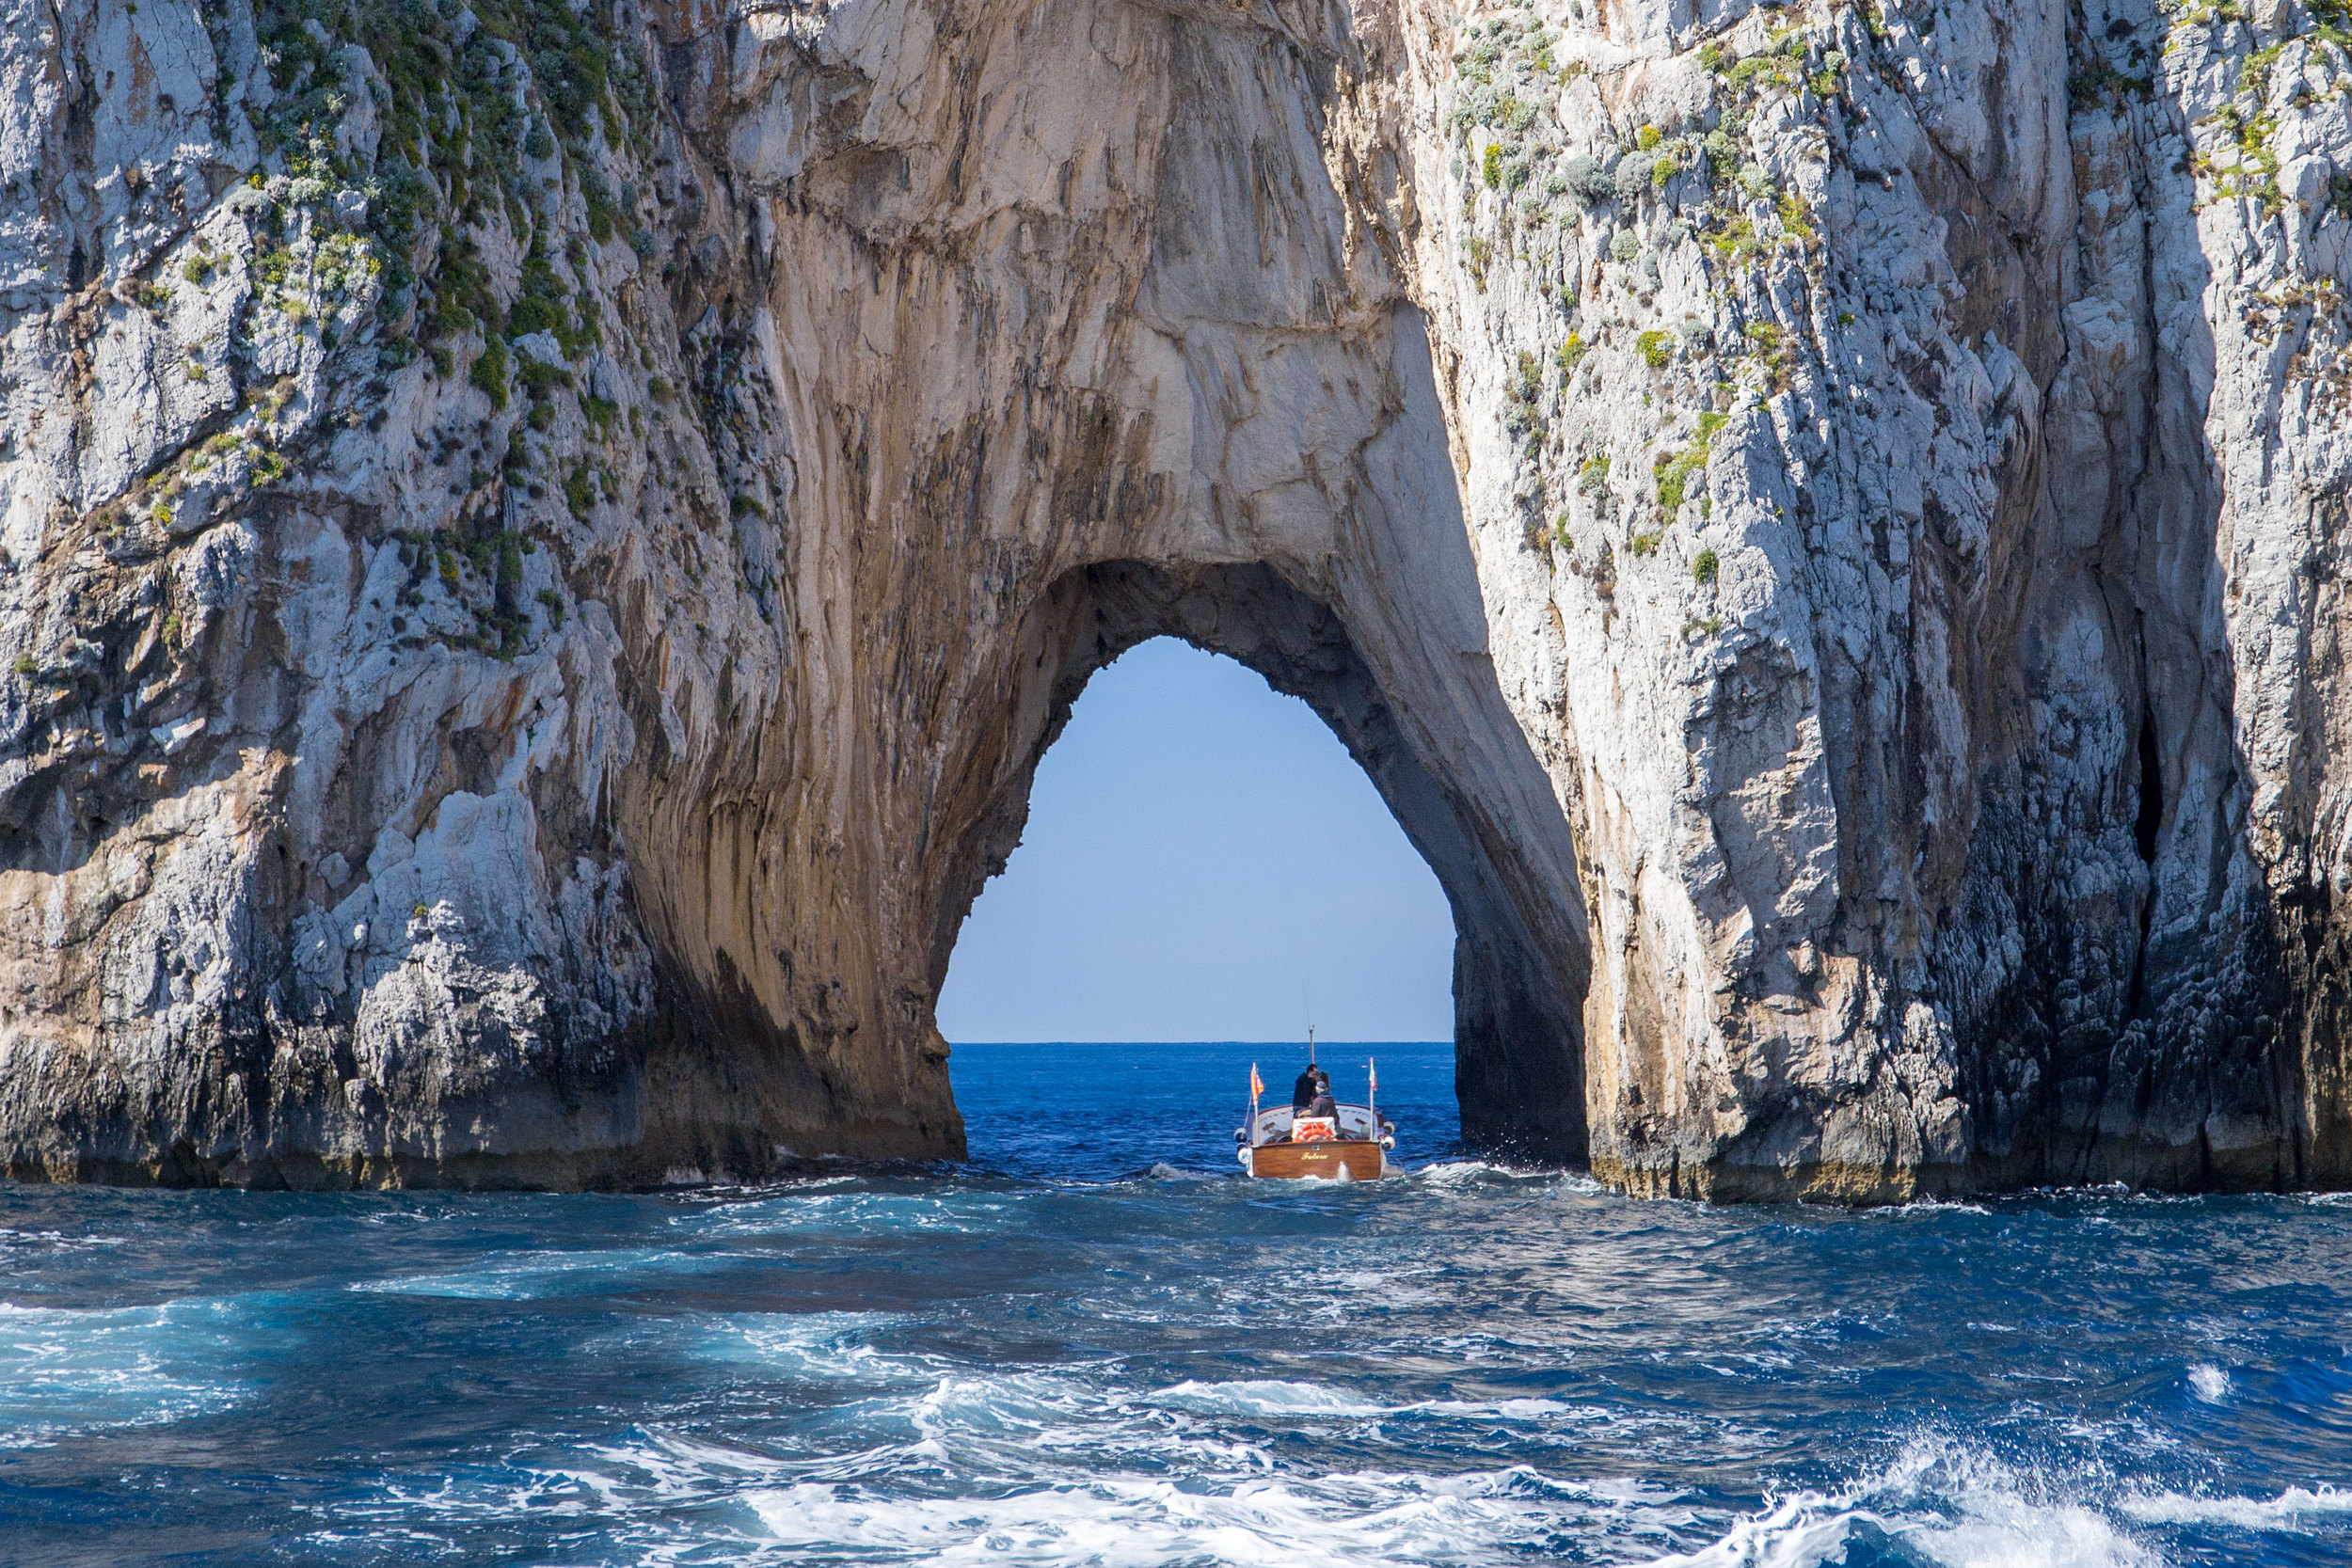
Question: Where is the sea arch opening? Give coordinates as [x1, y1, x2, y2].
[934, 632, 1457, 1166]
[925, 561, 1590, 1164]
[935, 635, 1456, 1047]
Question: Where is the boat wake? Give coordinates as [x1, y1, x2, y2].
[317, 1337, 2344, 1568]
[363, 1416, 2335, 1568]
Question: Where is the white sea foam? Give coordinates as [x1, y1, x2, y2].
[1858, 1196, 1994, 1218]
[0, 1227, 124, 1250]
[357, 1410, 1700, 1567]
[1412, 1160, 1532, 1185]
[1413, 1397, 1592, 1422]
[335, 1265, 2305, 1568]
[1149, 1378, 1391, 1418]
[677, 1188, 1025, 1240]
[0, 1298, 247, 1446]
[1644, 1492, 1896, 1568]
[351, 1245, 729, 1299]
[691, 1311, 941, 1387]
[2119, 1482, 2352, 1528]
[741, 1467, 1622, 1567]
[331, 1388, 2344, 1568]
[1146, 1379, 1590, 1426]
[1647, 1439, 2163, 1568]
[727, 1455, 1682, 1566]
[1408, 1160, 1609, 1195]
[339, 1351, 1716, 1562]
[2185, 1363, 2230, 1403]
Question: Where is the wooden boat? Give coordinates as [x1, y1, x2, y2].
[1236, 1046, 1394, 1180]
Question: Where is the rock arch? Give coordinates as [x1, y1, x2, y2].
[601, 276, 1598, 1182]
[940, 559, 1591, 1158]
[569, 0, 1607, 1183]
[6, 0, 2351, 1196]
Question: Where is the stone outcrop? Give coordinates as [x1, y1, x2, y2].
[0, 0, 2348, 1196]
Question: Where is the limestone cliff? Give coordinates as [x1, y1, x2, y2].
[0, 0, 2346, 1196]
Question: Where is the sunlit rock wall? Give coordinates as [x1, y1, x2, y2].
[0, 0, 2347, 1196]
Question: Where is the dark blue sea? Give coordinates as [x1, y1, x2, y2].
[2, 1039, 2349, 1566]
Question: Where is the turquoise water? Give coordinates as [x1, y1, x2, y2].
[2, 1038, 2350, 1565]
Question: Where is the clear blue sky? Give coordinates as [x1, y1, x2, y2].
[935, 638, 1456, 1043]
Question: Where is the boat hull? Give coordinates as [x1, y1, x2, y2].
[1249, 1140, 1385, 1180]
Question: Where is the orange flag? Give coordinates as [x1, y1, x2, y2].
[1249, 1063, 1263, 1101]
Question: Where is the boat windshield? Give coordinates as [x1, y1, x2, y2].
[1250, 1103, 1379, 1143]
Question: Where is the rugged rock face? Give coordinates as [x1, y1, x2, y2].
[0, 0, 2347, 1196]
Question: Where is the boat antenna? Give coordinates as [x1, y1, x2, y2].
[1308, 1024, 1316, 1066]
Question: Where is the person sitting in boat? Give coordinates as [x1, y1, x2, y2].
[1295, 1076, 1343, 1143]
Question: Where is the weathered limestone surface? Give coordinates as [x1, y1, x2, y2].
[1, 0, 2348, 1196]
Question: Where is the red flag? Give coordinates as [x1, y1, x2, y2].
[1249, 1063, 1263, 1101]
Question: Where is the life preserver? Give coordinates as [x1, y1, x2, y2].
[1294, 1117, 1337, 1143]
